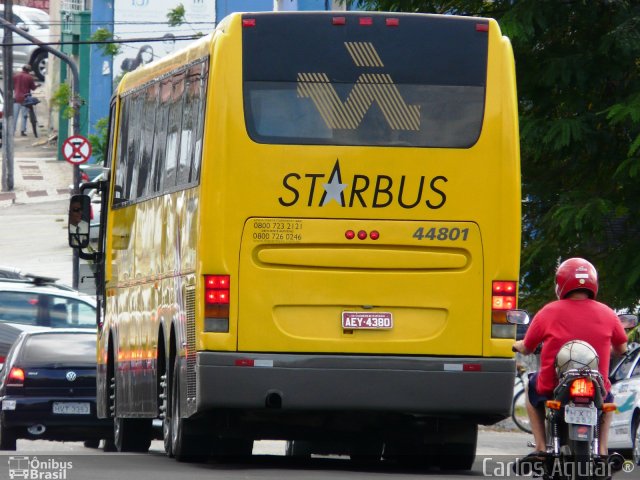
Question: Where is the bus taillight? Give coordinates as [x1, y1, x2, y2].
[204, 275, 230, 333]
[491, 281, 517, 338]
[386, 18, 399, 27]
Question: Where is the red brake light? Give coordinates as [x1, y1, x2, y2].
[205, 275, 229, 289]
[476, 23, 489, 32]
[570, 378, 595, 399]
[8, 367, 25, 385]
[386, 18, 399, 27]
[332, 17, 346, 25]
[205, 275, 230, 305]
[242, 19, 256, 28]
[492, 281, 517, 311]
[359, 17, 373, 26]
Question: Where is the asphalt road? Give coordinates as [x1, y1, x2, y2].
[0, 430, 534, 480]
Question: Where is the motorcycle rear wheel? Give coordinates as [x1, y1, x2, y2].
[568, 439, 592, 480]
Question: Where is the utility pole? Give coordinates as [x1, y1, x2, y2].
[1, 0, 14, 192]
[0, 16, 82, 288]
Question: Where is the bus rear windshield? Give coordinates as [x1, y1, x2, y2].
[242, 13, 488, 148]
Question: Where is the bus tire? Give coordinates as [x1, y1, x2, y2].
[437, 422, 477, 471]
[112, 370, 152, 453]
[170, 356, 207, 462]
[382, 438, 434, 468]
[210, 438, 254, 460]
[114, 416, 152, 453]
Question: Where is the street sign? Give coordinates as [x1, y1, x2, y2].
[62, 135, 92, 165]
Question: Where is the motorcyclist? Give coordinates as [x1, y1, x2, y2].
[512, 258, 627, 458]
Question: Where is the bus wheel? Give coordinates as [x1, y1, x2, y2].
[170, 356, 207, 462]
[210, 438, 254, 460]
[161, 370, 173, 457]
[349, 440, 383, 465]
[114, 416, 152, 453]
[437, 422, 477, 471]
[382, 439, 434, 468]
[112, 372, 152, 452]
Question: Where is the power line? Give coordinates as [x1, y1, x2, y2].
[0, 33, 206, 47]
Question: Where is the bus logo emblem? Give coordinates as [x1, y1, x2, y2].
[296, 42, 420, 131]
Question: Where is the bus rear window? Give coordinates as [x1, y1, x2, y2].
[242, 13, 488, 148]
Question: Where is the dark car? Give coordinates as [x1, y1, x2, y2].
[0, 329, 111, 449]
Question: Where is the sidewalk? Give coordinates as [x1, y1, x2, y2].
[0, 107, 72, 208]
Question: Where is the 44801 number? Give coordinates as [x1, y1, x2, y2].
[413, 227, 469, 241]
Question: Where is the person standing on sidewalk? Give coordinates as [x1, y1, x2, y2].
[13, 65, 39, 137]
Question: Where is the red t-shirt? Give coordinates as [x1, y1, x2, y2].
[523, 298, 627, 396]
[13, 71, 36, 104]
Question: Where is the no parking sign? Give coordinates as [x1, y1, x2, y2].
[62, 135, 92, 165]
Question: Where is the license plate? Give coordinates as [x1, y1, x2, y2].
[52, 402, 90, 415]
[564, 405, 597, 426]
[342, 311, 393, 329]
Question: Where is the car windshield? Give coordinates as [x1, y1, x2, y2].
[0, 291, 95, 328]
[611, 348, 639, 383]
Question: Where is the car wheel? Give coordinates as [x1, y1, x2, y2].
[633, 417, 640, 465]
[0, 421, 16, 451]
[83, 439, 100, 449]
[30, 51, 47, 82]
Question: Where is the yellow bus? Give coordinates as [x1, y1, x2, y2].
[71, 11, 520, 468]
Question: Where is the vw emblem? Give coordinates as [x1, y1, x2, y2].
[66, 371, 77, 382]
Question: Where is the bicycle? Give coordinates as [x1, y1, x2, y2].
[512, 364, 532, 434]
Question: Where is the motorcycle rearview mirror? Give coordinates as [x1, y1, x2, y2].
[618, 313, 638, 330]
[506, 309, 530, 325]
[68, 194, 91, 249]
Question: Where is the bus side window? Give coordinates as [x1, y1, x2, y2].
[149, 78, 171, 194]
[113, 97, 130, 204]
[164, 71, 185, 190]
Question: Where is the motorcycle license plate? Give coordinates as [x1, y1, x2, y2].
[564, 405, 597, 426]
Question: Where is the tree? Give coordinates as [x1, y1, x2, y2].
[352, 0, 640, 312]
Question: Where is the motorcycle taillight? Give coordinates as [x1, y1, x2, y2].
[569, 378, 595, 400]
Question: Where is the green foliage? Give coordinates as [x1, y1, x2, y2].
[50, 82, 78, 120]
[87, 117, 109, 165]
[352, 0, 640, 313]
[167, 3, 186, 27]
[90, 28, 121, 57]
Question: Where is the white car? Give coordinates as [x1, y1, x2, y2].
[608, 345, 640, 462]
[0, 5, 50, 81]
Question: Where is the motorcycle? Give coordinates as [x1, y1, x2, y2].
[507, 310, 626, 479]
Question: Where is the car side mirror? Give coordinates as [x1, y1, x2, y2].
[68, 194, 91, 249]
[619, 314, 638, 329]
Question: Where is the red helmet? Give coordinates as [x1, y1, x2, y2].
[555, 257, 598, 299]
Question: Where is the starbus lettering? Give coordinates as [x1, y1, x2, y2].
[278, 160, 447, 209]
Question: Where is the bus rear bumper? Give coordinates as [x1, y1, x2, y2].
[196, 353, 515, 420]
